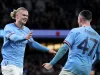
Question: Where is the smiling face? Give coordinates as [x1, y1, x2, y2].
[16, 10, 29, 25]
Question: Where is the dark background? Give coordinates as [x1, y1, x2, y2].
[0, 0, 100, 75]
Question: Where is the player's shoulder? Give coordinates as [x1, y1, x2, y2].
[70, 27, 80, 33]
[23, 25, 30, 32]
[5, 23, 14, 27]
[95, 30, 99, 37]
[98, 35, 100, 41]
[4, 23, 14, 29]
[91, 27, 100, 37]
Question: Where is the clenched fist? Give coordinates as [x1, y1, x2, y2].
[42, 63, 53, 70]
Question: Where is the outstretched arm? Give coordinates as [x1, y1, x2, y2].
[43, 43, 69, 70]
[28, 40, 49, 52]
[28, 39, 56, 54]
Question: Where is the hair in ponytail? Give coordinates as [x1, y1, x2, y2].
[10, 7, 27, 19]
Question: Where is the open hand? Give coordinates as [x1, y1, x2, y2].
[26, 31, 32, 40]
[49, 49, 56, 54]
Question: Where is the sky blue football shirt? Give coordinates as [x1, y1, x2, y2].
[63, 26, 100, 75]
[1, 23, 49, 68]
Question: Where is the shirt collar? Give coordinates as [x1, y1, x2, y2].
[13, 23, 24, 30]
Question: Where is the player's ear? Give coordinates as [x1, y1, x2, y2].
[80, 17, 83, 23]
[90, 19, 92, 22]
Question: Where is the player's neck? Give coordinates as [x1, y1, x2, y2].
[14, 21, 24, 29]
[82, 22, 91, 27]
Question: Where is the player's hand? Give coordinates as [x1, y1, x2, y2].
[26, 31, 32, 40]
[90, 71, 95, 75]
[42, 63, 53, 70]
[49, 49, 56, 54]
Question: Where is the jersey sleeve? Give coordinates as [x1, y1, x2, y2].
[4, 25, 26, 42]
[28, 39, 49, 52]
[96, 41, 100, 60]
[50, 43, 69, 66]
[63, 29, 76, 47]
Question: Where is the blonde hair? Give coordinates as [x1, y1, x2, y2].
[10, 7, 27, 19]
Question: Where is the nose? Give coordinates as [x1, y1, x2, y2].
[25, 16, 28, 19]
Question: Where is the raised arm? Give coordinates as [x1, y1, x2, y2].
[42, 43, 69, 70]
[50, 44, 69, 65]
[28, 39, 49, 52]
[28, 38, 56, 53]
[42, 29, 76, 70]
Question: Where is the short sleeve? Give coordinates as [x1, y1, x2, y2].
[4, 24, 15, 39]
[63, 29, 76, 47]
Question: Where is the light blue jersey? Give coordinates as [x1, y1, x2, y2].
[1, 23, 49, 68]
[63, 26, 100, 75]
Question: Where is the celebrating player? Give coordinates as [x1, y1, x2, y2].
[1, 7, 56, 75]
[43, 10, 100, 75]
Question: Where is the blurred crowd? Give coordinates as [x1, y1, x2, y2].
[0, 0, 100, 31]
[0, 0, 100, 75]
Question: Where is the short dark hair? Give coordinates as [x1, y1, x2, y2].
[79, 10, 92, 21]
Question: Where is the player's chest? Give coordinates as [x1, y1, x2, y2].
[14, 29, 28, 37]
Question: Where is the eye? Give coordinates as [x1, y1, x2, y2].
[23, 14, 28, 17]
[23, 14, 26, 16]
